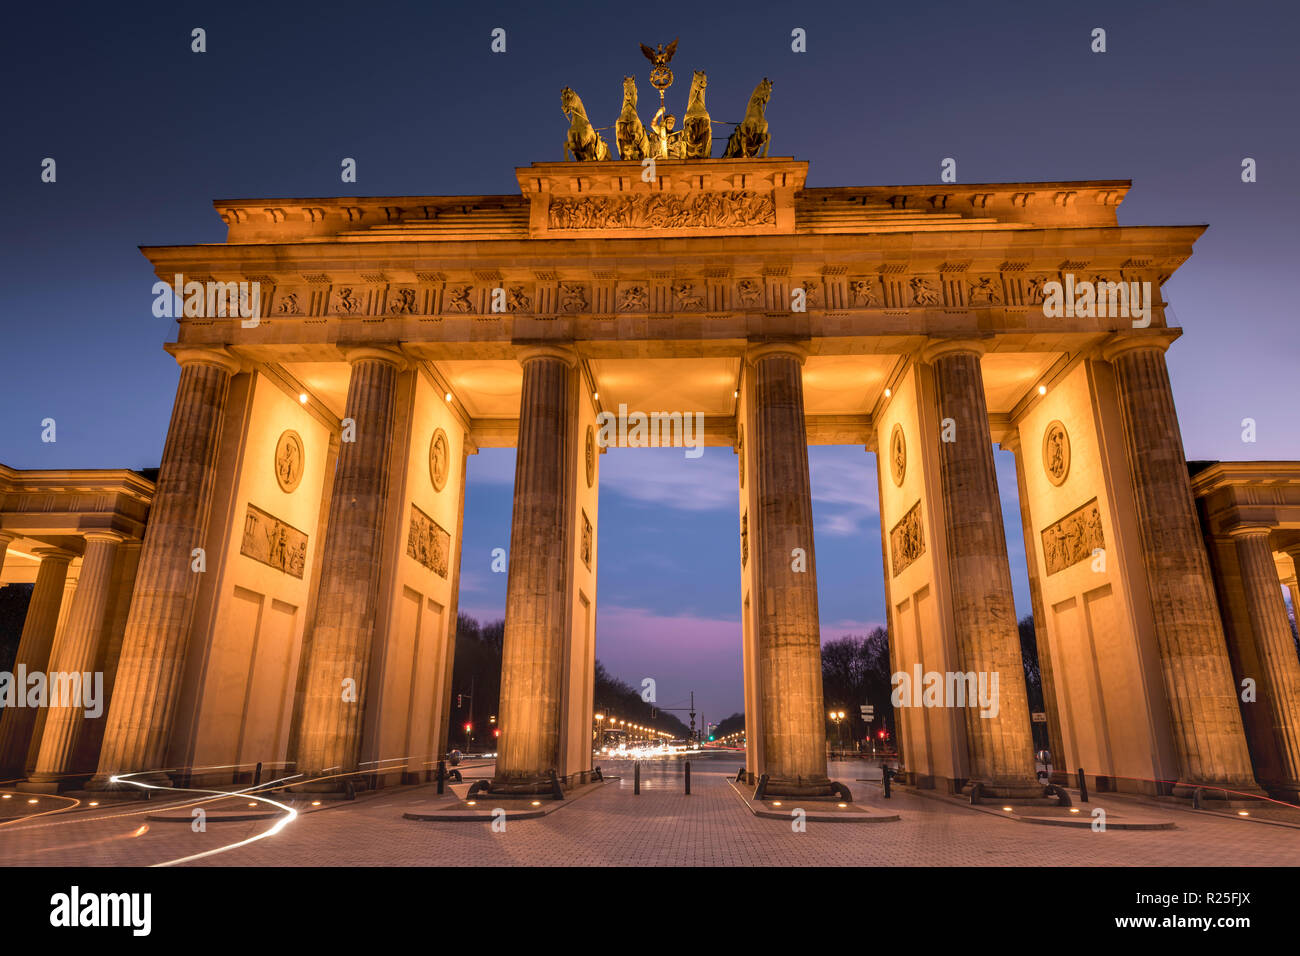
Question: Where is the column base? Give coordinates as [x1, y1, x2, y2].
[15, 775, 87, 795]
[486, 771, 565, 798]
[1170, 780, 1269, 801]
[965, 778, 1051, 802]
[758, 774, 837, 799]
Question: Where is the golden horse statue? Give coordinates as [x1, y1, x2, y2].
[723, 78, 772, 159]
[681, 70, 711, 159]
[615, 76, 651, 161]
[561, 87, 610, 161]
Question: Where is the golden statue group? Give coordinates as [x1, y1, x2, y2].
[562, 39, 772, 162]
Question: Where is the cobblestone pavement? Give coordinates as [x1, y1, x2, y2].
[2, 760, 1297, 866]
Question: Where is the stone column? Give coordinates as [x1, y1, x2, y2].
[89, 348, 241, 787]
[1004, 435, 1069, 782]
[1103, 335, 1259, 792]
[747, 344, 832, 796]
[292, 348, 403, 781]
[1229, 528, 1300, 793]
[25, 531, 124, 790]
[0, 547, 73, 774]
[492, 347, 578, 793]
[923, 340, 1039, 796]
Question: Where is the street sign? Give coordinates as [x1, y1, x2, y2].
[860, 705, 874, 717]
[1031, 712, 1047, 723]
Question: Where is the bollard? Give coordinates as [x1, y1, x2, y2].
[634, 761, 641, 795]
[254, 761, 262, 786]
[685, 760, 691, 795]
[436, 760, 446, 795]
[882, 765, 892, 799]
[1077, 767, 1089, 803]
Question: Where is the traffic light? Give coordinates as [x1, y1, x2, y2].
[464, 722, 472, 733]
[493, 728, 500, 737]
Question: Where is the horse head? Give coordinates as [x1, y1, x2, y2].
[691, 70, 707, 94]
[561, 86, 581, 118]
[753, 77, 772, 107]
[622, 75, 638, 106]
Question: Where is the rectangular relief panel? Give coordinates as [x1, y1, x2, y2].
[1041, 498, 1105, 576]
[406, 503, 451, 578]
[240, 503, 308, 579]
[889, 500, 926, 577]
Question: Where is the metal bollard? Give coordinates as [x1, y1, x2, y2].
[436, 759, 446, 795]
[254, 761, 262, 786]
[882, 765, 892, 799]
[684, 760, 691, 795]
[1077, 767, 1089, 803]
[634, 761, 641, 795]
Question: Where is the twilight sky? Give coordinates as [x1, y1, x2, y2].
[2, 1, 1297, 723]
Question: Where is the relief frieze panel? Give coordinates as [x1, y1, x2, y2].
[547, 190, 776, 231]
[240, 503, 308, 579]
[1040, 498, 1105, 576]
[406, 503, 451, 578]
[889, 500, 925, 577]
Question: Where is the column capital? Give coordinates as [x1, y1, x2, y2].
[998, 432, 1023, 455]
[919, 337, 990, 364]
[342, 345, 407, 370]
[516, 344, 579, 367]
[745, 341, 808, 365]
[81, 529, 127, 546]
[1097, 330, 1180, 363]
[168, 346, 244, 376]
[31, 546, 75, 564]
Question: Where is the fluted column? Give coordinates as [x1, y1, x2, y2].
[1229, 528, 1300, 793]
[1103, 335, 1259, 791]
[492, 347, 578, 793]
[293, 348, 403, 780]
[0, 547, 73, 774]
[748, 344, 832, 796]
[924, 340, 1039, 796]
[89, 348, 240, 787]
[26, 532, 124, 789]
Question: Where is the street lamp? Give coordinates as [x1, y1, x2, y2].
[829, 710, 846, 753]
[594, 712, 605, 750]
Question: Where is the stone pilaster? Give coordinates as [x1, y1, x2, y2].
[746, 343, 832, 796]
[26, 531, 124, 790]
[1229, 528, 1300, 794]
[292, 348, 403, 781]
[923, 340, 1039, 796]
[0, 532, 17, 584]
[89, 348, 241, 788]
[0, 547, 73, 774]
[1103, 335, 1259, 792]
[492, 347, 578, 793]
[1004, 434, 1069, 782]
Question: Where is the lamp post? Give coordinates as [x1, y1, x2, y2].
[594, 712, 605, 751]
[829, 710, 846, 754]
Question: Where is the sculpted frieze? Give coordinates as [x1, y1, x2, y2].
[547, 190, 776, 231]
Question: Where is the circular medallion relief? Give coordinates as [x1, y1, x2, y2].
[585, 425, 596, 488]
[274, 430, 304, 493]
[429, 428, 450, 493]
[1042, 421, 1070, 487]
[889, 423, 906, 487]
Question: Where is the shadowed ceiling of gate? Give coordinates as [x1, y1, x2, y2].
[280, 352, 1062, 436]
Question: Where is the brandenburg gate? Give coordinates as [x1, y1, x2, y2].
[3, 63, 1298, 805]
